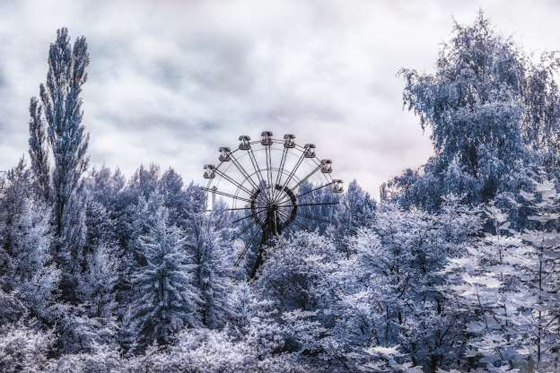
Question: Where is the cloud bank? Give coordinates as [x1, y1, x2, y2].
[0, 0, 558, 197]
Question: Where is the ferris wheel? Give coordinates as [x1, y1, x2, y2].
[203, 131, 344, 278]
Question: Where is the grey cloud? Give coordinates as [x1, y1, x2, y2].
[1, 0, 557, 197]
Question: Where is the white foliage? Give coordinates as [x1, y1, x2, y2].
[0, 322, 54, 373]
[448, 177, 560, 371]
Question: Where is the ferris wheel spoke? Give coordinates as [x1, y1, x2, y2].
[290, 164, 322, 192]
[234, 242, 252, 267]
[231, 209, 267, 225]
[202, 187, 253, 204]
[276, 207, 299, 230]
[230, 152, 260, 191]
[234, 246, 249, 267]
[232, 221, 257, 242]
[278, 151, 305, 195]
[295, 181, 335, 200]
[272, 147, 289, 202]
[276, 180, 335, 205]
[275, 207, 291, 223]
[213, 168, 254, 196]
[204, 206, 253, 212]
[276, 159, 319, 205]
[234, 228, 262, 267]
[277, 205, 294, 216]
[265, 145, 274, 201]
[246, 146, 271, 204]
[279, 201, 340, 208]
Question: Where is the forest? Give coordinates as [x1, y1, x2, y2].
[0, 12, 559, 373]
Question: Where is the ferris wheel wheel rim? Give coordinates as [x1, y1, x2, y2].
[204, 135, 339, 211]
[205, 139, 330, 189]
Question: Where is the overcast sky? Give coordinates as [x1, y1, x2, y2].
[1, 0, 558, 197]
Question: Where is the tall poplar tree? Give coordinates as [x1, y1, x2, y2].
[28, 27, 90, 301]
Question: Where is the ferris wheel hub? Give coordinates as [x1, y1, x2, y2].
[248, 183, 298, 231]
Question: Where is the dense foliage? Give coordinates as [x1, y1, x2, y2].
[382, 12, 560, 217]
[1, 14, 559, 373]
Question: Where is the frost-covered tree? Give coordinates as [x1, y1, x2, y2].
[343, 179, 376, 231]
[118, 165, 166, 255]
[0, 322, 54, 373]
[8, 198, 59, 319]
[44, 344, 123, 373]
[445, 203, 523, 370]
[84, 166, 127, 260]
[464, 178, 560, 371]
[113, 191, 169, 350]
[27, 28, 91, 302]
[74, 198, 118, 316]
[76, 244, 117, 319]
[257, 231, 342, 313]
[159, 168, 190, 227]
[85, 166, 126, 209]
[351, 346, 422, 373]
[28, 97, 51, 202]
[55, 308, 118, 355]
[228, 281, 258, 331]
[146, 328, 254, 372]
[189, 215, 234, 329]
[0, 161, 59, 322]
[0, 160, 33, 255]
[39, 27, 89, 239]
[447, 178, 560, 371]
[129, 202, 200, 349]
[252, 232, 349, 369]
[128, 164, 160, 201]
[340, 196, 481, 372]
[225, 280, 339, 371]
[386, 12, 560, 211]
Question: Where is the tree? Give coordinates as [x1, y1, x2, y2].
[254, 232, 348, 369]
[85, 166, 126, 215]
[257, 231, 342, 313]
[129, 202, 201, 349]
[340, 196, 482, 372]
[343, 180, 376, 231]
[0, 161, 59, 322]
[147, 328, 254, 372]
[44, 344, 123, 373]
[189, 215, 234, 329]
[0, 322, 54, 373]
[128, 164, 160, 202]
[158, 168, 187, 227]
[28, 97, 50, 202]
[446, 178, 560, 371]
[28, 27, 90, 302]
[39, 27, 89, 237]
[387, 12, 560, 211]
[8, 198, 59, 319]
